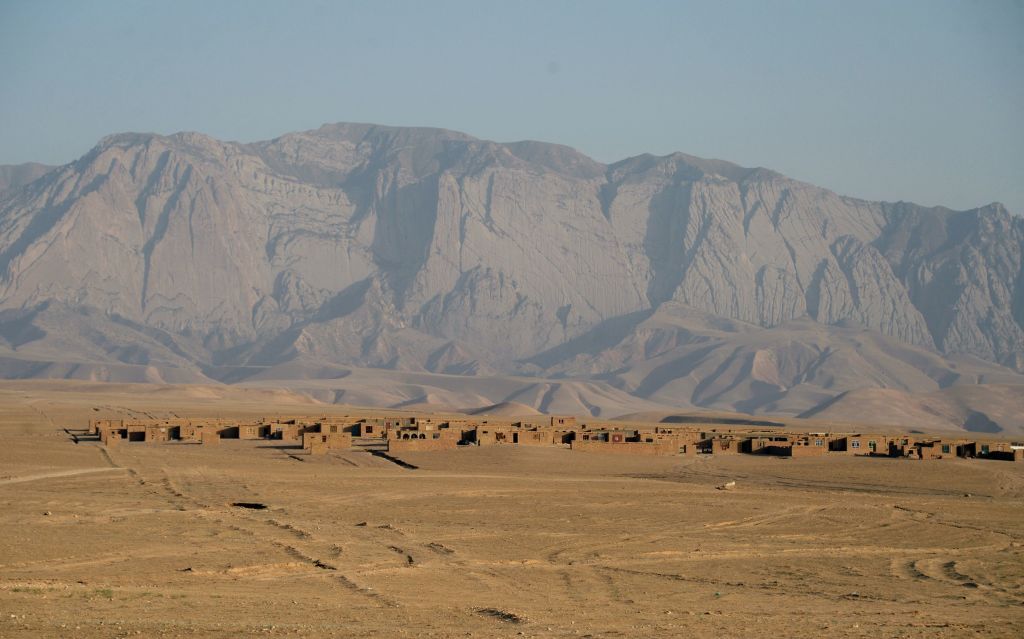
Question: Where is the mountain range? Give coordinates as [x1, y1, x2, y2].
[1, 123, 1021, 433]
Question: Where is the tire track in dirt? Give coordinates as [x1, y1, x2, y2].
[115, 462, 402, 608]
[700, 504, 825, 531]
[0, 467, 124, 486]
[205, 509, 401, 608]
[892, 504, 1021, 541]
[889, 552, 1024, 607]
[350, 520, 465, 571]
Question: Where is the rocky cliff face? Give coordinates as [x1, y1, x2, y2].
[0, 123, 1020, 395]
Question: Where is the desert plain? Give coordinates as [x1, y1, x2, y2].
[0, 381, 1022, 638]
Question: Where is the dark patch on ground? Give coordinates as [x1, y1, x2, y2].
[231, 502, 267, 510]
[370, 450, 418, 469]
[476, 608, 526, 624]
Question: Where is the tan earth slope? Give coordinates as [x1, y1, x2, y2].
[801, 384, 1024, 434]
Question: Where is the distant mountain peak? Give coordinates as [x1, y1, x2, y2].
[0, 162, 56, 196]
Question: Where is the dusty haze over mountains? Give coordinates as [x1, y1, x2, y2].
[0, 123, 1022, 433]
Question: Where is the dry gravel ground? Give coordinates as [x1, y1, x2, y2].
[0, 384, 1023, 638]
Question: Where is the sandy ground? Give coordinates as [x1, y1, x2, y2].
[1, 383, 1023, 638]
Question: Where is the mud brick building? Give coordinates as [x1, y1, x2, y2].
[550, 416, 576, 429]
[239, 423, 271, 440]
[270, 421, 303, 442]
[85, 412, 1022, 465]
[303, 430, 351, 452]
[916, 439, 960, 460]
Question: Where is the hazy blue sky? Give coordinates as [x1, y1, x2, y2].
[1, 0, 1022, 212]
